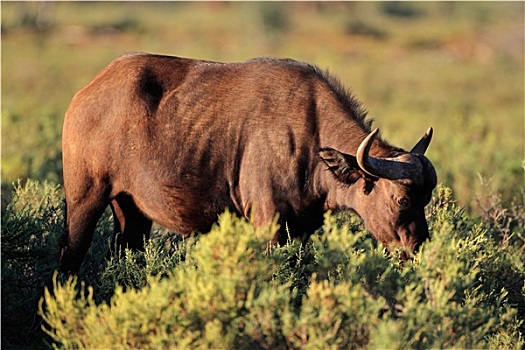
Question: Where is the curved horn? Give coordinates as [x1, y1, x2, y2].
[410, 127, 433, 155]
[356, 128, 408, 180]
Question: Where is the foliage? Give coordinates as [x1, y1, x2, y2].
[1, 180, 515, 349]
[477, 178, 525, 250]
[1, 180, 62, 347]
[1, 180, 114, 348]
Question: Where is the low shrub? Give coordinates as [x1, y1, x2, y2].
[38, 185, 524, 349]
[2, 180, 523, 348]
[1, 180, 113, 348]
[1, 180, 62, 347]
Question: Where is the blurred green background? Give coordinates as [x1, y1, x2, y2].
[2, 1, 523, 213]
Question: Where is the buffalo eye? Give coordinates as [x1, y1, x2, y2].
[397, 197, 410, 209]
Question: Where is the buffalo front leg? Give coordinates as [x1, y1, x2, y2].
[247, 201, 287, 247]
[109, 193, 152, 257]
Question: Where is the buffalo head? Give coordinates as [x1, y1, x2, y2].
[319, 128, 437, 258]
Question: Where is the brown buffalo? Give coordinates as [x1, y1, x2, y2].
[60, 53, 437, 273]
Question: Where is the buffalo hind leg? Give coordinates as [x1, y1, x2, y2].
[109, 193, 152, 257]
[59, 185, 109, 274]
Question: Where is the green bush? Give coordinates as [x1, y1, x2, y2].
[1, 180, 62, 346]
[2, 180, 523, 348]
[1, 180, 113, 348]
[34, 184, 523, 349]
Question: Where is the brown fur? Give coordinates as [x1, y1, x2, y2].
[60, 53, 437, 272]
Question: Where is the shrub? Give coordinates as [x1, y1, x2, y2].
[1, 180, 113, 348]
[40, 212, 283, 349]
[2, 180, 523, 348]
[38, 185, 524, 349]
[1, 180, 62, 347]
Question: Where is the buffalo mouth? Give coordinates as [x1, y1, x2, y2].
[383, 237, 422, 261]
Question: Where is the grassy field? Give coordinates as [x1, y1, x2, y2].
[2, 2, 523, 212]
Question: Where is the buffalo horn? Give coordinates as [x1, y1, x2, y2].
[410, 127, 433, 155]
[356, 128, 408, 180]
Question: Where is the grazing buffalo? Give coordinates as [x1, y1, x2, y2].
[60, 53, 437, 273]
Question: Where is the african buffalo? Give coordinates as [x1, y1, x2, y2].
[60, 53, 437, 273]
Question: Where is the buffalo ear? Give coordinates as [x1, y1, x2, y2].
[318, 148, 362, 184]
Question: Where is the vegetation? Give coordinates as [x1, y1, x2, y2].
[2, 180, 524, 348]
[1, 2, 524, 349]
